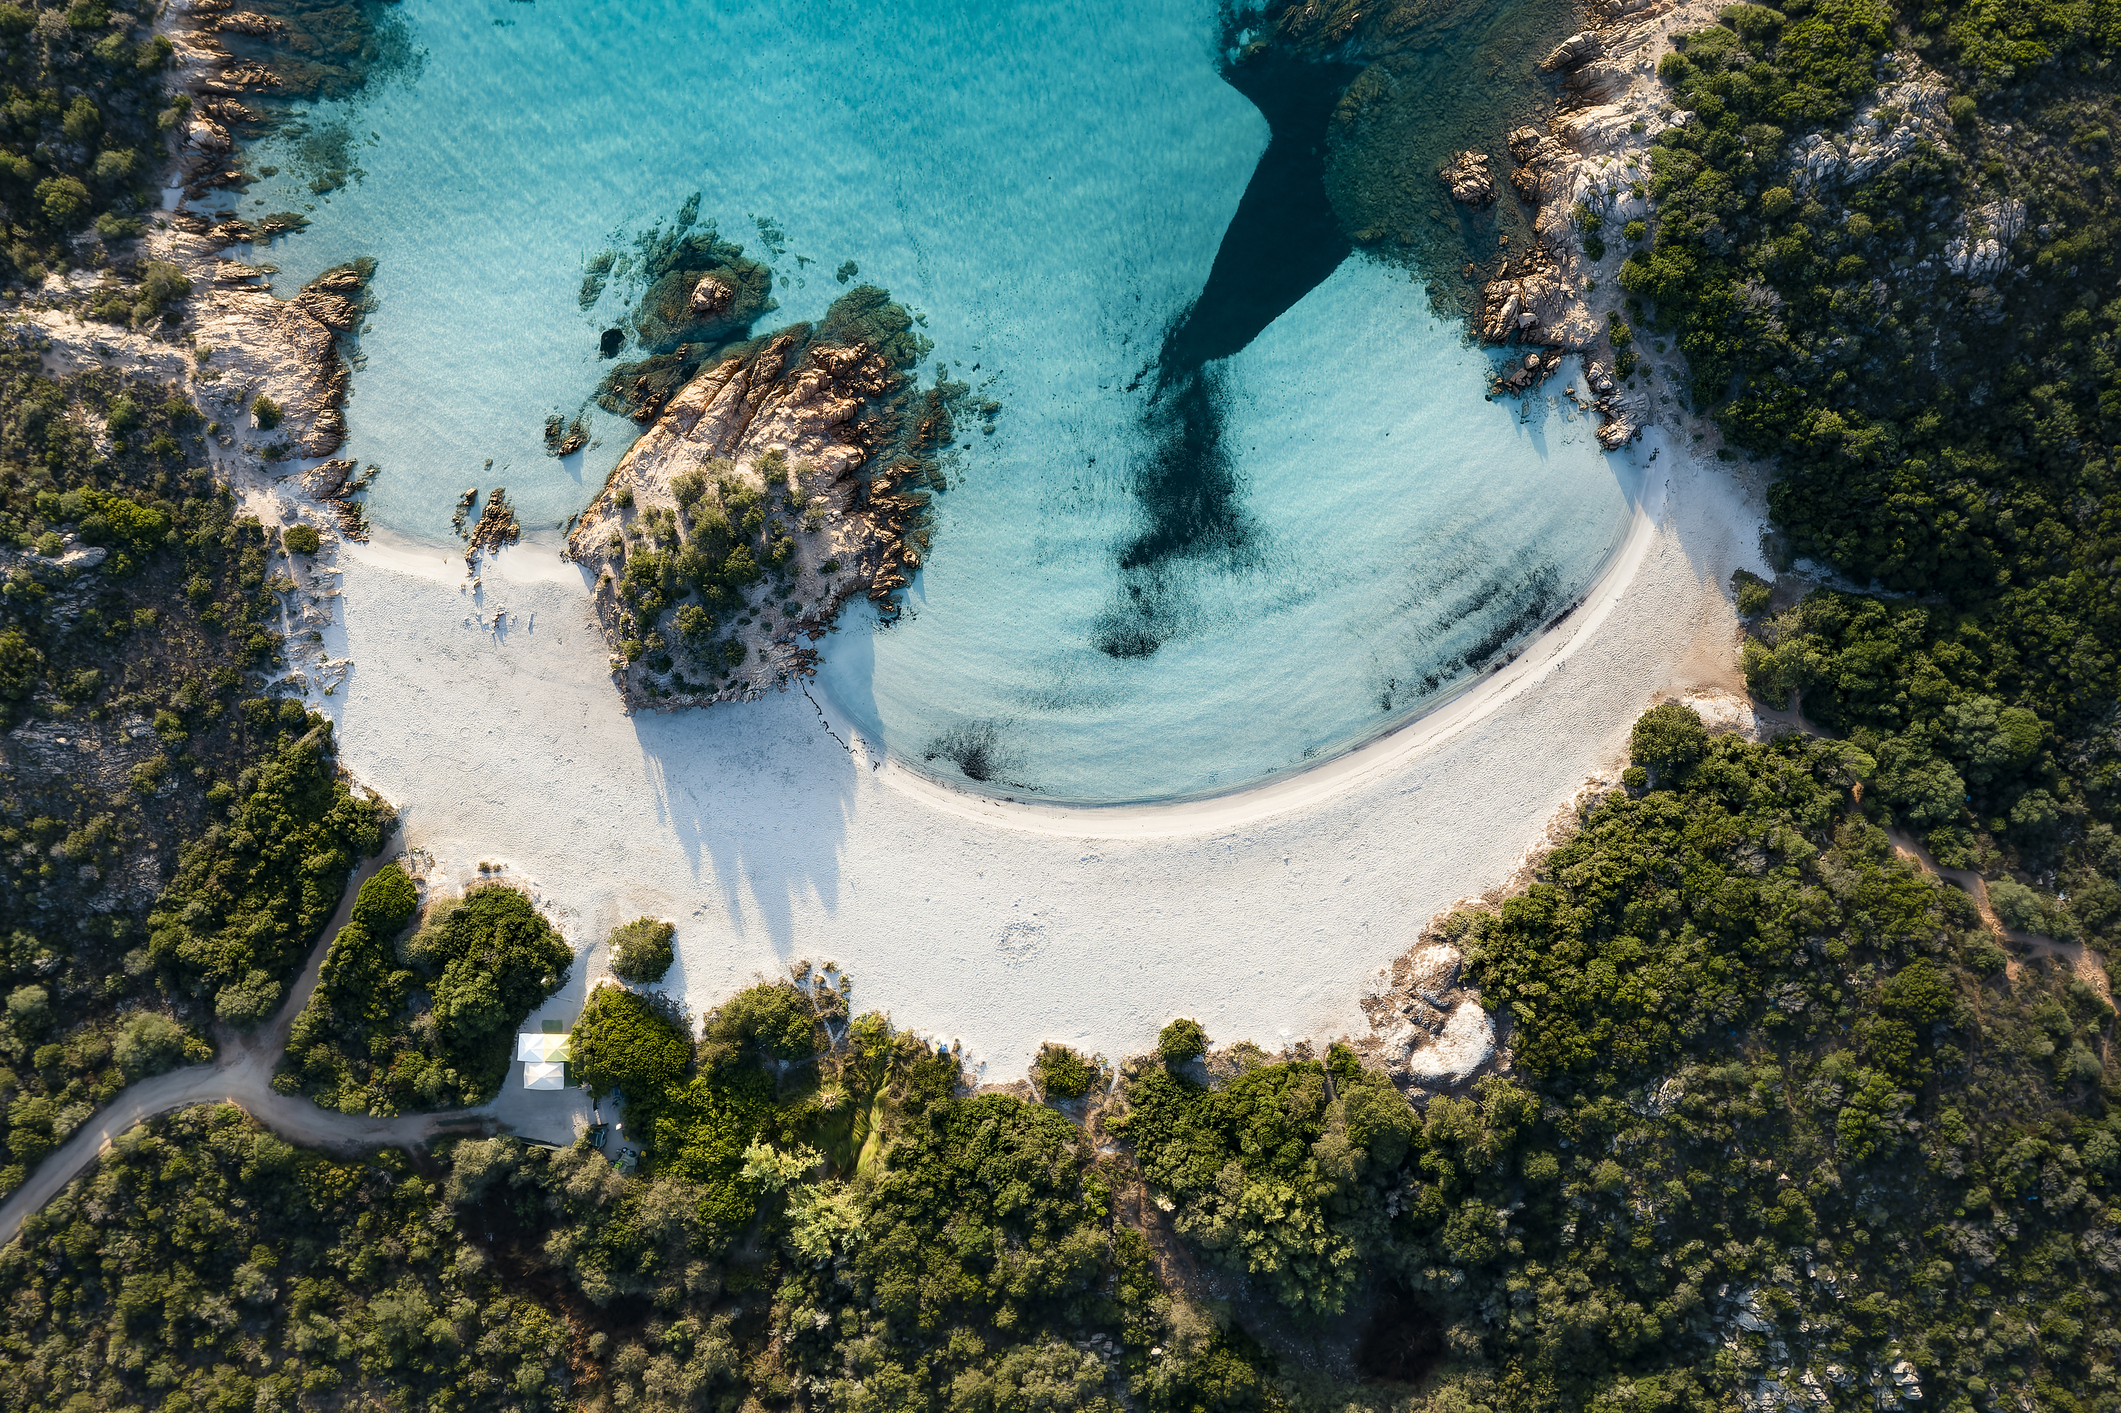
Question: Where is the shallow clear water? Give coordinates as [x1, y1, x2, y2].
[241, 0, 1638, 804]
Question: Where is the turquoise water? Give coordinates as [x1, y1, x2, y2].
[238, 0, 1638, 804]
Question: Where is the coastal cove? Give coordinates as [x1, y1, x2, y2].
[317, 421, 1764, 1079]
[225, 0, 1639, 804]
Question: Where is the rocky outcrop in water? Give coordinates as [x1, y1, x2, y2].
[568, 286, 971, 710]
[304, 459, 379, 541]
[1439, 150, 1495, 207]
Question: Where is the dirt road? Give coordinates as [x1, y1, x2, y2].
[0, 839, 544, 1247]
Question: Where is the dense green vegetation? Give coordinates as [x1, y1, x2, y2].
[1625, 0, 2121, 927]
[608, 914, 676, 983]
[1109, 713, 2119, 1412]
[1032, 1040, 1100, 1100]
[282, 877, 570, 1112]
[0, 346, 389, 1196]
[0, 0, 177, 283]
[12, 701, 2112, 1411]
[0, 1103, 574, 1412]
[145, 725, 389, 1025]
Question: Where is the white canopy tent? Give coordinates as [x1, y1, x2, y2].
[522, 1061, 566, 1091]
[515, 1032, 571, 1063]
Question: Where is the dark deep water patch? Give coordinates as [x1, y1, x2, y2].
[1154, 51, 1363, 377]
[1095, 50, 1359, 659]
[1097, 0, 1582, 666]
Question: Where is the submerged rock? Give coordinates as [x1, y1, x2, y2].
[1439, 149, 1495, 207]
[688, 274, 734, 317]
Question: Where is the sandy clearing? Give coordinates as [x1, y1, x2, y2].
[317, 421, 1768, 1084]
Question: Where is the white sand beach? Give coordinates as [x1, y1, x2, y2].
[321, 423, 1767, 1081]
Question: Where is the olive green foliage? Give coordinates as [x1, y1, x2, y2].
[146, 726, 390, 1027]
[1158, 1015, 1209, 1064]
[573, 982, 693, 1104]
[0, 1105, 571, 1412]
[700, 978, 826, 1070]
[607, 913, 675, 983]
[766, 1042, 1283, 1412]
[1731, 567, 1774, 617]
[0, 354, 342, 1196]
[5, 974, 1293, 1413]
[1631, 0, 2121, 898]
[282, 522, 321, 555]
[1740, 589, 2121, 953]
[1422, 723, 2121, 1411]
[250, 394, 283, 430]
[1034, 1040, 1099, 1098]
[1119, 1046, 1417, 1317]
[0, 2, 173, 281]
[285, 879, 568, 1113]
[87, 259, 192, 330]
[1629, 700, 1713, 782]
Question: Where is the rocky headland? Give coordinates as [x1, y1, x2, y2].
[1444, 0, 1738, 448]
[566, 286, 968, 710]
[1447, 0, 1966, 455]
[0, 4, 391, 701]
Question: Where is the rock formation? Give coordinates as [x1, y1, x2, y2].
[303, 459, 378, 541]
[188, 258, 372, 459]
[1439, 150, 1495, 207]
[688, 275, 734, 317]
[1354, 940, 1504, 1093]
[567, 290, 965, 710]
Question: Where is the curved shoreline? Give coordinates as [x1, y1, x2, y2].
[867, 449, 1670, 837]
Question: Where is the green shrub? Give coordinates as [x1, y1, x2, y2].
[1157, 1017, 1208, 1064]
[573, 983, 694, 1102]
[1730, 569, 1772, 617]
[1629, 702, 1709, 781]
[113, 1011, 189, 1078]
[674, 603, 715, 641]
[251, 395, 283, 430]
[1989, 878, 2074, 939]
[608, 916, 676, 983]
[406, 885, 573, 1075]
[35, 176, 90, 229]
[350, 863, 418, 934]
[146, 726, 391, 1024]
[1034, 1043, 1098, 1099]
[283, 523, 322, 555]
[700, 981, 822, 1069]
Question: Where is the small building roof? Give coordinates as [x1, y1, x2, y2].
[522, 1061, 567, 1090]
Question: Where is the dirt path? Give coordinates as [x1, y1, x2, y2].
[0, 837, 516, 1248]
[1886, 827, 2113, 1005]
